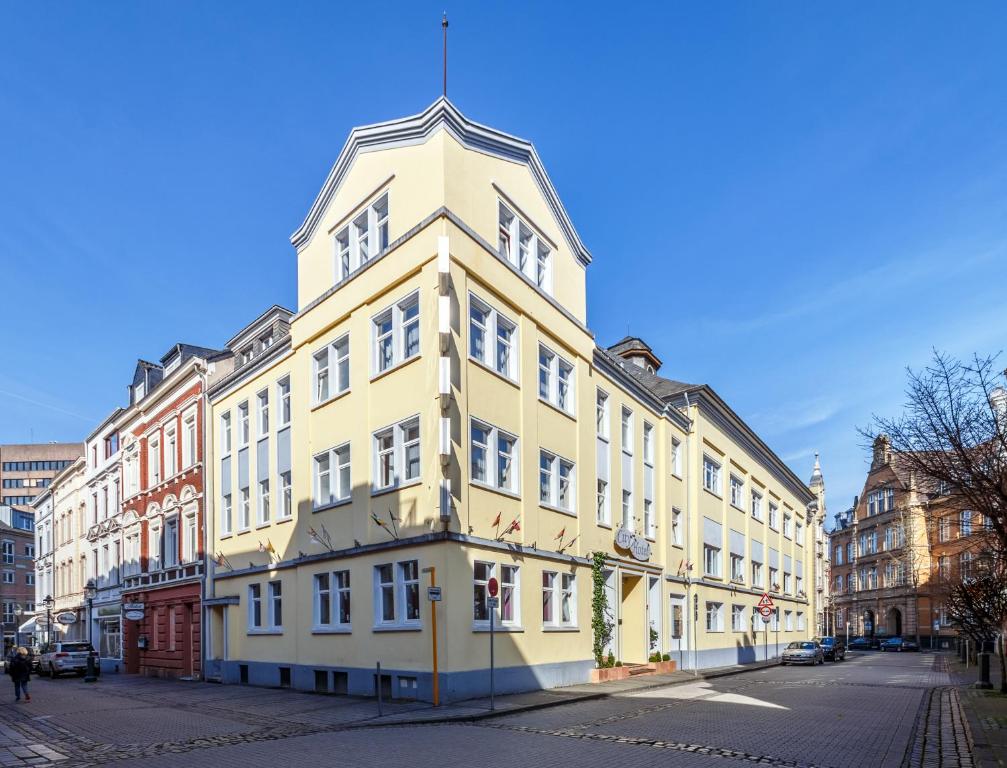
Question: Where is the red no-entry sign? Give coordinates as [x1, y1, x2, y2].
[488, 577, 499, 598]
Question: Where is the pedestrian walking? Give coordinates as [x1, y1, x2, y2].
[8, 647, 31, 702]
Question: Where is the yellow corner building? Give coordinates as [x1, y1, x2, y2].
[202, 99, 827, 702]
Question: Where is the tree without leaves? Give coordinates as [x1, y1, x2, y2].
[866, 351, 1007, 551]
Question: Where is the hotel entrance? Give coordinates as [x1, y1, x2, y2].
[615, 563, 663, 665]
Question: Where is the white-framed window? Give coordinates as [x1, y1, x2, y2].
[703, 455, 721, 495]
[706, 601, 724, 632]
[373, 292, 420, 374]
[373, 417, 420, 491]
[542, 570, 576, 627]
[795, 521, 803, 543]
[537, 344, 575, 414]
[785, 610, 793, 632]
[334, 193, 390, 282]
[220, 412, 232, 455]
[731, 604, 746, 632]
[258, 479, 270, 525]
[621, 407, 633, 451]
[239, 487, 250, 530]
[277, 377, 291, 427]
[960, 510, 973, 537]
[497, 202, 552, 294]
[768, 503, 779, 530]
[596, 389, 610, 438]
[939, 517, 950, 542]
[183, 512, 198, 563]
[257, 390, 269, 436]
[182, 410, 197, 469]
[473, 562, 520, 626]
[313, 570, 351, 629]
[163, 516, 179, 568]
[751, 490, 763, 520]
[643, 421, 654, 465]
[643, 422, 655, 538]
[752, 560, 763, 588]
[704, 543, 721, 578]
[671, 438, 682, 477]
[539, 450, 575, 512]
[783, 513, 793, 538]
[248, 584, 262, 629]
[671, 508, 683, 546]
[268, 581, 283, 630]
[597, 479, 609, 525]
[469, 294, 518, 380]
[643, 499, 655, 539]
[730, 552, 744, 582]
[314, 334, 349, 404]
[148, 436, 161, 487]
[374, 560, 420, 628]
[314, 443, 351, 508]
[470, 419, 518, 493]
[621, 489, 632, 529]
[220, 493, 232, 536]
[165, 424, 177, 478]
[730, 475, 744, 508]
[279, 471, 292, 519]
[797, 611, 805, 631]
[238, 402, 250, 447]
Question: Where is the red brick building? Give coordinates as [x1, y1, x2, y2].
[118, 344, 231, 678]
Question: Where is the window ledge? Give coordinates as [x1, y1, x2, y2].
[371, 479, 422, 498]
[372, 624, 422, 633]
[469, 356, 520, 389]
[313, 498, 352, 514]
[538, 396, 576, 422]
[235, 529, 251, 536]
[597, 522, 613, 530]
[539, 502, 576, 518]
[470, 480, 521, 501]
[255, 522, 272, 530]
[702, 487, 723, 501]
[219, 533, 233, 540]
[247, 629, 283, 636]
[312, 627, 352, 635]
[311, 388, 351, 413]
[543, 626, 579, 633]
[472, 624, 523, 633]
[370, 352, 421, 384]
[275, 516, 293, 525]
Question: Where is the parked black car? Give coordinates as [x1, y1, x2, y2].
[848, 636, 872, 650]
[901, 638, 920, 652]
[813, 636, 847, 661]
[871, 635, 893, 650]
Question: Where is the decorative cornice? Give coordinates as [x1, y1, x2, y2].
[289, 97, 592, 268]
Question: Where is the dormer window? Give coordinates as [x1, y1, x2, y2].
[164, 357, 180, 375]
[240, 347, 253, 365]
[260, 332, 274, 350]
[334, 193, 390, 283]
[497, 202, 552, 295]
[135, 381, 145, 401]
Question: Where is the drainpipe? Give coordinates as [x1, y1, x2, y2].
[683, 391, 697, 674]
[195, 360, 210, 682]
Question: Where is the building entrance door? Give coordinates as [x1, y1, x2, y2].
[620, 573, 646, 664]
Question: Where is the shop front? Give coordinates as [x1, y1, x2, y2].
[122, 579, 201, 679]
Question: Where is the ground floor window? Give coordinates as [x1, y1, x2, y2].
[542, 571, 576, 628]
[731, 604, 745, 631]
[705, 602, 723, 632]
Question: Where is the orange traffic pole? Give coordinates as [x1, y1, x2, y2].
[425, 566, 440, 706]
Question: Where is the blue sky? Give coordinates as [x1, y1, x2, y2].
[1, 2, 1005, 521]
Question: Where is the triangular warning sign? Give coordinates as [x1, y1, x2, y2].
[757, 592, 774, 609]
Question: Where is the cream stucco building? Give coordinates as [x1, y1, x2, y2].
[202, 99, 826, 701]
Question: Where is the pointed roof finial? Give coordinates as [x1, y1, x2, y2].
[809, 451, 824, 487]
[442, 12, 449, 98]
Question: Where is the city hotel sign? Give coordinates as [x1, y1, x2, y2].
[614, 527, 652, 562]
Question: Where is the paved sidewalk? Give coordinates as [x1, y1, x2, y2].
[372, 658, 782, 725]
[952, 651, 1007, 768]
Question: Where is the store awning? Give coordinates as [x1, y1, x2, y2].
[18, 616, 39, 634]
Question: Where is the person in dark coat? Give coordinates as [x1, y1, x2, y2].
[8, 647, 31, 702]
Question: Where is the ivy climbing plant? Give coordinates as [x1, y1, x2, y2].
[591, 551, 613, 667]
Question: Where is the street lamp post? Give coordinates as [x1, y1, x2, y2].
[13, 605, 23, 650]
[84, 579, 97, 683]
[42, 595, 54, 648]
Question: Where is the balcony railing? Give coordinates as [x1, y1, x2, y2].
[121, 561, 203, 591]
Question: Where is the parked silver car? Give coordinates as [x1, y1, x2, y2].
[780, 640, 824, 666]
[38, 642, 97, 677]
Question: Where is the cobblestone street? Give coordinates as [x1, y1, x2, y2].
[0, 652, 976, 768]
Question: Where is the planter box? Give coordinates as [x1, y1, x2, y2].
[648, 660, 677, 674]
[590, 665, 631, 683]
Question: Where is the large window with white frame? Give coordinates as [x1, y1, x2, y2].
[183, 510, 198, 563]
[372, 418, 420, 492]
[248, 584, 263, 630]
[333, 193, 389, 282]
[279, 471, 292, 519]
[268, 581, 283, 630]
[703, 455, 721, 495]
[313, 570, 351, 630]
[239, 487, 250, 530]
[238, 402, 249, 447]
[277, 377, 291, 427]
[165, 424, 177, 478]
[220, 493, 232, 535]
[473, 561, 520, 627]
[257, 479, 270, 525]
[147, 435, 161, 488]
[539, 450, 574, 513]
[537, 344, 574, 414]
[497, 202, 553, 294]
[705, 601, 724, 632]
[729, 475, 744, 508]
[257, 390, 269, 436]
[470, 419, 518, 493]
[643, 422, 655, 538]
[671, 437, 682, 477]
[373, 292, 419, 374]
[182, 410, 197, 469]
[374, 560, 420, 628]
[469, 294, 518, 380]
[314, 443, 351, 508]
[220, 412, 232, 455]
[751, 489, 763, 520]
[542, 570, 576, 627]
[313, 334, 350, 404]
